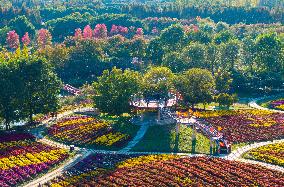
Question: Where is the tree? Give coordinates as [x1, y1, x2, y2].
[174, 68, 215, 108]
[160, 24, 185, 51]
[220, 40, 240, 70]
[141, 66, 174, 104]
[254, 33, 283, 88]
[0, 57, 22, 130]
[162, 52, 187, 73]
[21, 32, 31, 46]
[37, 29, 52, 49]
[0, 50, 61, 127]
[214, 30, 236, 44]
[0, 26, 11, 46]
[62, 39, 106, 85]
[136, 28, 143, 36]
[83, 25, 93, 39]
[206, 43, 220, 73]
[146, 38, 164, 66]
[9, 15, 35, 37]
[94, 24, 108, 39]
[182, 43, 207, 69]
[74, 28, 83, 40]
[215, 22, 229, 32]
[19, 54, 62, 123]
[215, 70, 233, 93]
[216, 93, 237, 108]
[6, 30, 20, 49]
[129, 36, 147, 61]
[93, 67, 141, 115]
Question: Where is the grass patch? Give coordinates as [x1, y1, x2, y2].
[131, 124, 210, 154]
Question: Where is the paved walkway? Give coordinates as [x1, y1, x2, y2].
[23, 150, 91, 187]
[248, 95, 284, 113]
[120, 122, 149, 152]
[25, 102, 284, 186]
[226, 139, 284, 160]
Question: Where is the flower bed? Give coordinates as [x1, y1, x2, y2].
[244, 142, 284, 167]
[195, 110, 284, 143]
[48, 115, 132, 149]
[49, 154, 284, 186]
[0, 133, 69, 187]
[269, 99, 284, 111]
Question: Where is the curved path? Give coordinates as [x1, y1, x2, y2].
[25, 101, 284, 186]
[248, 95, 284, 113]
[225, 139, 284, 172]
[24, 107, 93, 187]
[23, 150, 91, 187]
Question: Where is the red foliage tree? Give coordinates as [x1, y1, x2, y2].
[74, 28, 83, 40]
[94, 24, 107, 39]
[136, 28, 144, 36]
[37, 29, 52, 48]
[83, 25, 93, 39]
[6, 30, 20, 49]
[21, 32, 31, 46]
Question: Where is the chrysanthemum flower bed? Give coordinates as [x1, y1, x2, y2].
[49, 154, 284, 187]
[195, 110, 284, 143]
[48, 115, 134, 149]
[244, 142, 284, 167]
[270, 99, 284, 111]
[0, 133, 69, 187]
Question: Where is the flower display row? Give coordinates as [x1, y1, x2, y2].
[195, 110, 284, 143]
[48, 115, 130, 148]
[0, 133, 69, 187]
[49, 154, 284, 186]
[269, 99, 284, 111]
[244, 142, 284, 167]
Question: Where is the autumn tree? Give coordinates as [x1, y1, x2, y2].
[6, 30, 20, 49]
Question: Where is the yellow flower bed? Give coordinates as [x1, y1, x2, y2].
[117, 154, 179, 168]
[94, 132, 128, 146]
[54, 121, 109, 142]
[276, 105, 284, 110]
[244, 142, 284, 167]
[0, 149, 67, 170]
[56, 117, 95, 127]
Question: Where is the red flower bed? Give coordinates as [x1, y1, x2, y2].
[49, 154, 284, 186]
[199, 110, 284, 143]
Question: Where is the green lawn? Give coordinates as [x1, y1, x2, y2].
[131, 124, 210, 154]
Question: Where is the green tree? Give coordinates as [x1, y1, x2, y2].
[255, 33, 283, 73]
[160, 24, 185, 51]
[146, 38, 164, 65]
[9, 16, 35, 37]
[162, 52, 187, 73]
[63, 39, 107, 85]
[215, 70, 233, 93]
[93, 67, 141, 115]
[214, 30, 236, 44]
[20, 54, 62, 123]
[216, 93, 237, 108]
[174, 68, 215, 108]
[0, 55, 22, 130]
[220, 40, 240, 70]
[142, 66, 174, 104]
[182, 43, 207, 69]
